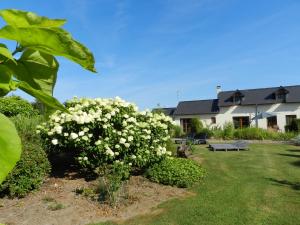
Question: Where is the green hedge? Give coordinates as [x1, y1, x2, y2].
[0, 115, 50, 197]
[199, 126, 296, 141]
[0, 96, 38, 117]
[146, 158, 205, 188]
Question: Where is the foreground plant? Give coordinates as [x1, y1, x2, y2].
[0, 9, 95, 183]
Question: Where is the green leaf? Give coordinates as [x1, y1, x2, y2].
[0, 113, 22, 184]
[7, 49, 59, 95]
[0, 26, 96, 72]
[0, 43, 15, 63]
[0, 64, 16, 96]
[18, 81, 66, 112]
[0, 9, 66, 28]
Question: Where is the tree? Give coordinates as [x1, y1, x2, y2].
[0, 9, 96, 183]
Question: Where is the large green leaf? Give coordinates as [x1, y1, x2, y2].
[0, 25, 96, 72]
[0, 9, 66, 27]
[0, 64, 16, 96]
[18, 81, 66, 112]
[0, 113, 21, 183]
[7, 49, 59, 95]
[0, 43, 15, 63]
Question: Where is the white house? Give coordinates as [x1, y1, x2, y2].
[160, 85, 300, 133]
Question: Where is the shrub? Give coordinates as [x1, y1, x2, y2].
[233, 127, 296, 141]
[96, 163, 130, 205]
[197, 128, 214, 138]
[38, 97, 174, 173]
[146, 158, 205, 188]
[190, 118, 203, 135]
[286, 119, 300, 132]
[0, 96, 38, 117]
[166, 139, 178, 156]
[171, 124, 185, 138]
[222, 122, 234, 140]
[0, 115, 50, 197]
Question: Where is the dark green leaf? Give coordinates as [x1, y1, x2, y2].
[7, 49, 59, 95]
[18, 81, 66, 112]
[0, 9, 66, 27]
[0, 113, 22, 183]
[0, 26, 96, 72]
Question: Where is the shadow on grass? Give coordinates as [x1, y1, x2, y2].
[277, 151, 300, 168]
[286, 149, 300, 153]
[291, 160, 300, 167]
[277, 153, 300, 158]
[267, 178, 300, 191]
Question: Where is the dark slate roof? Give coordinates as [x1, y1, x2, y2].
[174, 99, 219, 115]
[218, 85, 300, 107]
[153, 107, 176, 116]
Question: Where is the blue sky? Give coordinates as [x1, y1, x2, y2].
[1, 0, 300, 109]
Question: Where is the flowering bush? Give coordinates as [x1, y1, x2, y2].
[38, 97, 174, 171]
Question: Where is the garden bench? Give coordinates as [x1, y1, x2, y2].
[209, 140, 249, 152]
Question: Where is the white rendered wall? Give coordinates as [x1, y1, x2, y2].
[174, 103, 300, 132]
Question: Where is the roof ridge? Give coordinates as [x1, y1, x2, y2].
[220, 84, 300, 93]
[178, 98, 218, 103]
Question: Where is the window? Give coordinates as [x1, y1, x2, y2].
[276, 87, 289, 103]
[232, 90, 244, 105]
[211, 117, 216, 124]
[180, 118, 191, 133]
[232, 116, 250, 129]
[267, 116, 278, 129]
[286, 115, 296, 125]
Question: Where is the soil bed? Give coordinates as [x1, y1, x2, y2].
[0, 174, 190, 225]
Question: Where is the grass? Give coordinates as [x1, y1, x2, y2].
[92, 144, 300, 225]
[42, 196, 65, 211]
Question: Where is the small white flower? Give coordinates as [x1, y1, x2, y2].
[82, 136, 89, 141]
[79, 131, 85, 136]
[128, 162, 132, 166]
[51, 139, 58, 145]
[131, 155, 136, 159]
[128, 136, 134, 142]
[83, 156, 88, 161]
[115, 144, 120, 149]
[119, 138, 126, 144]
[36, 130, 41, 134]
[70, 133, 78, 139]
[95, 140, 101, 145]
[64, 133, 69, 137]
[124, 143, 130, 148]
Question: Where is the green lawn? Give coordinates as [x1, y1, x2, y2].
[95, 144, 300, 225]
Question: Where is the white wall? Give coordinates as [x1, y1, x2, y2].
[174, 103, 300, 132]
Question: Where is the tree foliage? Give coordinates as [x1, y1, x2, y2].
[0, 9, 96, 183]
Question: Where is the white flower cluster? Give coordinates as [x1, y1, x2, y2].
[38, 97, 174, 169]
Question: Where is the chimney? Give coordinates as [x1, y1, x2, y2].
[216, 85, 222, 95]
